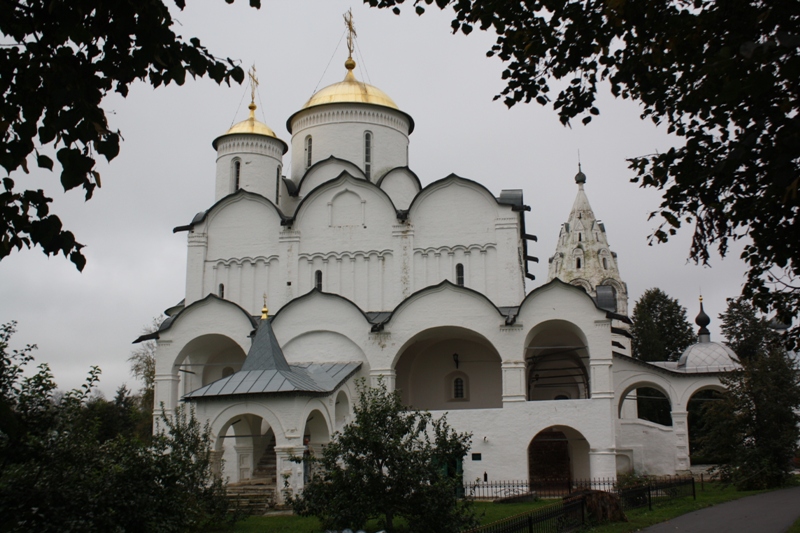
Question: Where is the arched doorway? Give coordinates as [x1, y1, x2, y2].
[687, 388, 725, 465]
[525, 321, 590, 401]
[618, 382, 673, 426]
[528, 426, 590, 490]
[215, 414, 275, 484]
[394, 326, 502, 410]
[303, 410, 330, 483]
[174, 334, 246, 399]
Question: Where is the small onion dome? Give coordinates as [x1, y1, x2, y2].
[575, 167, 586, 184]
[213, 103, 288, 153]
[695, 298, 711, 335]
[677, 342, 739, 371]
[287, 58, 414, 134]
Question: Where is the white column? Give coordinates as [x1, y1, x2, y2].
[501, 360, 527, 402]
[589, 448, 617, 480]
[275, 445, 307, 504]
[672, 410, 691, 473]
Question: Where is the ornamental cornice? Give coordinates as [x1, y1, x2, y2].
[292, 106, 410, 136]
[216, 135, 284, 159]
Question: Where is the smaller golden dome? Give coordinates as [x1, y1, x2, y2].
[214, 103, 288, 153]
[301, 59, 399, 111]
[225, 103, 278, 137]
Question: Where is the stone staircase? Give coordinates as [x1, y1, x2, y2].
[226, 444, 279, 515]
[226, 482, 276, 515]
[252, 443, 278, 485]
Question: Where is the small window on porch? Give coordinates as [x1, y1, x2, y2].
[218, 283, 225, 299]
[315, 270, 322, 290]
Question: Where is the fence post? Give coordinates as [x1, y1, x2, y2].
[692, 477, 696, 500]
[701, 473, 704, 491]
[527, 514, 533, 533]
[647, 485, 652, 511]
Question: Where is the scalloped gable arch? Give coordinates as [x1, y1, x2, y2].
[407, 173, 503, 217]
[290, 171, 399, 225]
[158, 293, 258, 337]
[269, 288, 374, 329]
[173, 189, 287, 233]
[375, 279, 507, 332]
[375, 166, 422, 190]
[518, 278, 608, 318]
[294, 155, 365, 197]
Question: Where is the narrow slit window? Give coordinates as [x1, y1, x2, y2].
[218, 283, 225, 298]
[305, 136, 313, 169]
[276, 166, 281, 203]
[602, 257, 608, 269]
[578, 233, 582, 242]
[233, 160, 241, 190]
[456, 263, 465, 286]
[576, 258, 582, 269]
[364, 131, 372, 180]
[453, 378, 465, 399]
[315, 270, 322, 290]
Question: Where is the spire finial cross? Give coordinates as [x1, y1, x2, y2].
[344, 9, 357, 60]
[248, 65, 259, 109]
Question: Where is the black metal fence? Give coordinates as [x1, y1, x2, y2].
[464, 497, 585, 533]
[464, 476, 694, 502]
[463, 477, 695, 533]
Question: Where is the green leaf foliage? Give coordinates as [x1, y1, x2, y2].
[0, 0, 260, 270]
[630, 288, 695, 362]
[368, 0, 800, 346]
[0, 322, 232, 532]
[290, 379, 477, 533]
[698, 300, 800, 490]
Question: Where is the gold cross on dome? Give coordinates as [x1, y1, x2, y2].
[344, 9, 357, 59]
[248, 65, 259, 106]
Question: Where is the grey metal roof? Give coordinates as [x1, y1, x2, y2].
[183, 318, 361, 400]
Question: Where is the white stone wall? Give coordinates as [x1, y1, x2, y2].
[214, 135, 285, 203]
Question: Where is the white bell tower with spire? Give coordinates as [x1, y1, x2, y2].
[547, 166, 629, 316]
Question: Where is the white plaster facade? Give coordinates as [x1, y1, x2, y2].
[145, 57, 737, 502]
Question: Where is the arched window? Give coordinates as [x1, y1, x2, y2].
[218, 283, 225, 298]
[305, 136, 313, 169]
[233, 159, 241, 190]
[602, 257, 608, 269]
[455, 263, 465, 286]
[364, 131, 372, 180]
[315, 270, 322, 290]
[576, 257, 582, 269]
[453, 378, 465, 399]
[578, 233, 582, 242]
[275, 166, 282, 203]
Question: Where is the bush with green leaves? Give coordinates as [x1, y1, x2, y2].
[0, 321, 231, 532]
[290, 379, 476, 533]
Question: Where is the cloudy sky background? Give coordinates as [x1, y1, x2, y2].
[0, 1, 748, 397]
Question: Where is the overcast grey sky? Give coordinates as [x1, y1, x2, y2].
[0, 1, 748, 397]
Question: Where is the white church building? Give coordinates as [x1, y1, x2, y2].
[141, 49, 740, 502]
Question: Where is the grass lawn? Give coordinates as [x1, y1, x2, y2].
[219, 500, 552, 533]
[581, 483, 769, 533]
[217, 483, 776, 533]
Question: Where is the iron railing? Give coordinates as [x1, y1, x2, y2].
[463, 477, 695, 533]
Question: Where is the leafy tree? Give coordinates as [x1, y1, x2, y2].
[1, 0, 262, 269]
[290, 379, 476, 533]
[698, 300, 800, 489]
[129, 316, 164, 419]
[369, 0, 800, 344]
[630, 288, 695, 362]
[0, 321, 231, 532]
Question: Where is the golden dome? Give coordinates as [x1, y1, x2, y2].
[301, 60, 399, 111]
[225, 103, 278, 137]
[213, 103, 287, 153]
